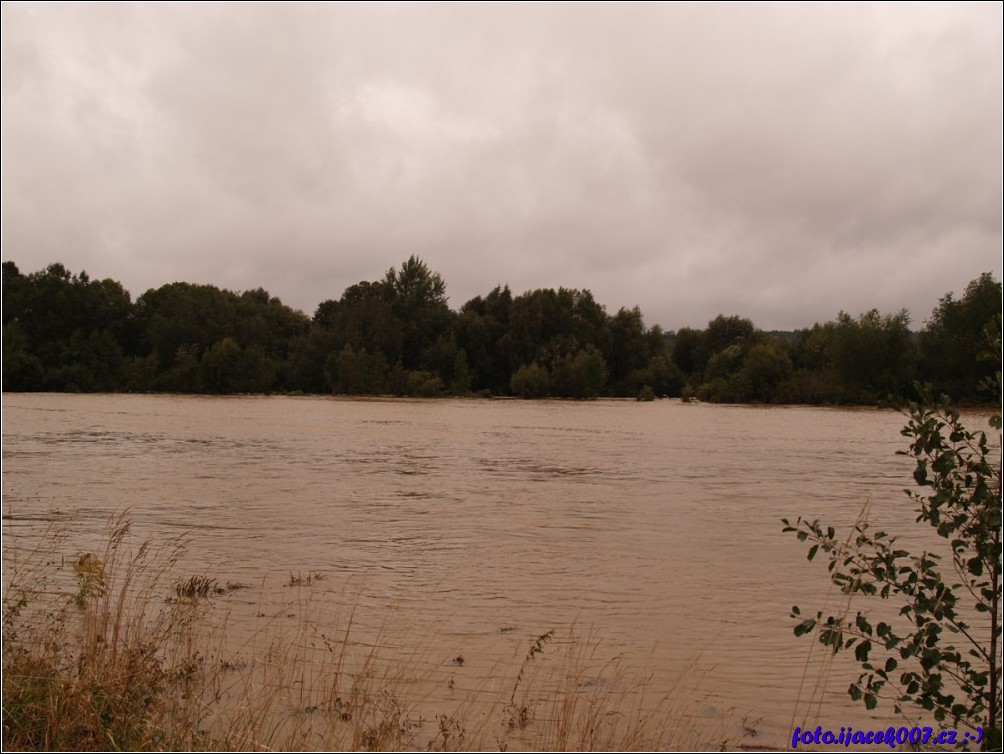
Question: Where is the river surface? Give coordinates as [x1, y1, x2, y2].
[1, 393, 979, 748]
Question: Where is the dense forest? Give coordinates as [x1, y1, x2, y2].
[2, 258, 1000, 405]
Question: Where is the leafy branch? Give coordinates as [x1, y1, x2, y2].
[783, 318, 1002, 750]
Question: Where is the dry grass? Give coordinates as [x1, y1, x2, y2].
[1, 518, 209, 750]
[2, 518, 746, 751]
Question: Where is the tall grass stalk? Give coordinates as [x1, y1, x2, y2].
[3, 518, 741, 751]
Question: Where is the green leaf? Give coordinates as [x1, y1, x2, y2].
[855, 614, 872, 635]
[966, 556, 983, 576]
[854, 640, 872, 663]
[793, 619, 816, 638]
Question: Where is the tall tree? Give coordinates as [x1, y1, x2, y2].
[136, 282, 235, 372]
[457, 285, 513, 394]
[383, 256, 452, 370]
[920, 273, 1002, 402]
[2, 262, 135, 391]
[605, 306, 651, 393]
[830, 309, 916, 402]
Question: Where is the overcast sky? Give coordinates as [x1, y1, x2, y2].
[2, 3, 1001, 330]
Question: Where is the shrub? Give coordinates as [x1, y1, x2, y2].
[510, 362, 551, 399]
[783, 319, 1002, 748]
[405, 370, 444, 397]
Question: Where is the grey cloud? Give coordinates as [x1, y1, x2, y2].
[2, 3, 1000, 329]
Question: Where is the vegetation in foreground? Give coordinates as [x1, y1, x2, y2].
[1, 519, 749, 752]
[784, 317, 1002, 750]
[3, 257, 999, 405]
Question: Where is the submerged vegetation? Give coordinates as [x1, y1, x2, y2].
[2, 258, 1000, 404]
[2, 519, 748, 752]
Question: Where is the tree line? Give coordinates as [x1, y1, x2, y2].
[2, 258, 999, 404]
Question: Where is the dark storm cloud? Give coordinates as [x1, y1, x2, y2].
[2, 3, 1000, 329]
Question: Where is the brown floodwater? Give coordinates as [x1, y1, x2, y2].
[1, 393, 982, 748]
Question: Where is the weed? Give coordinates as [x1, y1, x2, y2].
[174, 575, 218, 600]
[287, 571, 325, 587]
[430, 713, 466, 751]
[3, 519, 739, 751]
[510, 629, 553, 704]
[72, 552, 106, 607]
[2, 518, 208, 750]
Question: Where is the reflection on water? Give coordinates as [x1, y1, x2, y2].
[2, 393, 940, 746]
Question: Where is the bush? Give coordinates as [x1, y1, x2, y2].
[783, 319, 1002, 748]
[697, 373, 751, 403]
[510, 362, 551, 398]
[405, 370, 444, 397]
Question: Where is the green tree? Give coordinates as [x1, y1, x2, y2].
[457, 285, 513, 395]
[405, 370, 444, 397]
[156, 344, 204, 392]
[622, 354, 684, 398]
[670, 316, 757, 386]
[121, 354, 159, 392]
[551, 347, 608, 399]
[783, 322, 844, 404]
[201, 337, 244, 393]
[231, 288, 310, 389]
[510, 362, 551, 399]
[384, 257, 452, 369]
[201, 337, 275, 394]
[1, 321, 45, 390]
[741, 339, 793, 402]
[324, 281, 402, 360]
[783, 319, 1002, 747]
[921, 273, 1002, 403]
[506, 288, 608, 377]
[830, 309, 917, 403]
[137, 283, 235, 372]
[671, 326, 705, 378]
[450, 348, 471, 395]
[605, 306, 655, 394]
[702, 314, 757, 359]
[508, 289, 563, 366]
[326, 344, 388, 395]
[420, 333, 463, 390]
[697, 335, 784, 404]
[286, 327, 338, 393]
[1, 262, 138, 392]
